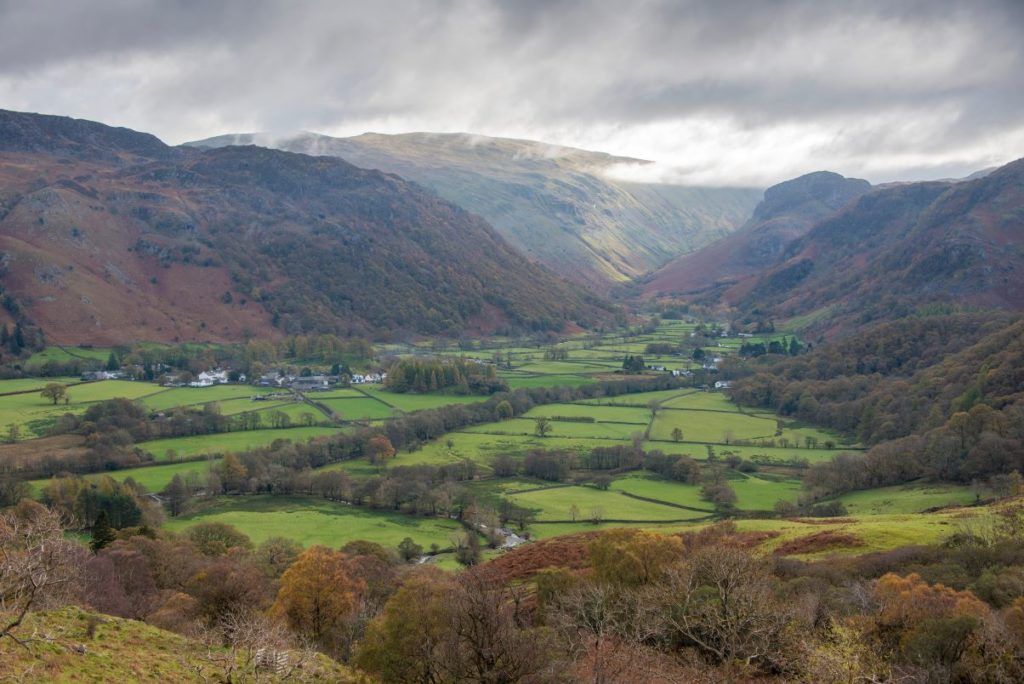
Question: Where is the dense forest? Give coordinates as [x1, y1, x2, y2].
[384, 357, 508, 394]
[729, 313, 1024, 499]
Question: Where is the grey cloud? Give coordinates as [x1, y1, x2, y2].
[0, 0, 1021, 185]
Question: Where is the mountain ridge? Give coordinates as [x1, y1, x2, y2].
[0, 109, 613, 344]
[188, 130, 762, 288]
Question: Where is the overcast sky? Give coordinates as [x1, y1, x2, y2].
[1, 0, 1021, 186]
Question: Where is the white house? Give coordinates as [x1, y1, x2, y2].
[190, 369, 229, 387]
[714, 380, 732, 390]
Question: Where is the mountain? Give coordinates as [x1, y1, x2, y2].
[642, 171, 871, 299]
[187, 132, 762, 288]
[0, 110, 613, 344]
[736, 158, 1024, 335]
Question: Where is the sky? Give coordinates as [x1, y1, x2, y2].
[0, 0, 1021, 187]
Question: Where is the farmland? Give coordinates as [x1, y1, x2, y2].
[164, 495, 464, 550]
[9, 319, 989, 567]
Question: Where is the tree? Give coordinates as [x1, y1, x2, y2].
[397, 537, 423, 563]
[495, 400, 514, 420]
[40, 383, 67, 405]
[89, 510, 116, 552]
[656, 545, 794, 666]
[272, 546, 364, 654]
[255, 537, 304, 578]
[5, 424, 19, 444]
[163, 474, 190, 517]
[454, 531, 482, 567]
[671, 427, 684, 442]
[356, 568, 454, 683]
[1, 503, 84, 645]
[105, 351, 120, 371]
[366, 435, 396, 466]
[534, 416, 553, 438]
[186, 521, 253, 556]
[218, 453, 248, 493]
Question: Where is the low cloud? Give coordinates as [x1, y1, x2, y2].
[0, 0, 1021, 185]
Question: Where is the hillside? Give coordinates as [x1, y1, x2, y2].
[642, 171, 871, 299]
[0, 110, 613, 344]
[734, 157, 1024, 335]
[188, 131, 762, 288]
[0, 607, 356, 682]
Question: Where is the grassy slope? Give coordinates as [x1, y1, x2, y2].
[0, 607, 355, 683]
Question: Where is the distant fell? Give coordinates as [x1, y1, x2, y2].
[189, 131, 762, 288]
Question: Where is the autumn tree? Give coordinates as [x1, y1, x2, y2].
[40, 383, 67, 405]
[366, 435, 396, 466]
[272, 546, 365, 654]
[356, 567, 454, 683]
[186, 522, 253, 556]
[588, 530, 684, 587]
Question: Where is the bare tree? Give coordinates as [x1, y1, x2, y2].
[0, 503, 84, 647]
[551, 580, 665, 684]
[655, 545, 793, 669]
[442, 569, 560, 683]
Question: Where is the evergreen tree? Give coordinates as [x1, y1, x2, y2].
[106, 351, 120, 371]
[90, 510, 116, 552]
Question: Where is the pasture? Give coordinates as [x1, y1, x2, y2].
[138, 426, 344, 460]
[504, 484, 705, 522]
[164, 495, 464, 550]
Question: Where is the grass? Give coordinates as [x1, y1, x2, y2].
[0, 606, 355, 682]
[649, 410, 777, 443]
[29, 458, 222, 496]
[359, 385, 488, 412]
[505, 485, 705, 522]
[0, 376, 82, 394]
[524, 403, 651, 424]
[0, 380, 162, 437]
[317, 397, 395, 420]
[504, 374, 599, 389]
[833, 482, 982, 515]
[138, 426, 343, 460]
[464, 418, 643, 440]
[164, 495, 465, 550]
[140, 384, 274, 411]
[609, 474, 712, 510]
[729, 473, 802, 510]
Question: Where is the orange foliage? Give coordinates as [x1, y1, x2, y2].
[271, 546, 365, 650]
[874, 572, 989, 628]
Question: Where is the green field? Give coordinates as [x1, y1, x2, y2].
[833, 482, 982, 515]
[729, 473, 802, 510]
[358, 386, 486, 412]
[25, 346, 114, 365]
[524, 403, 651, 424]
[139, 426, 344, 460]
[649, 410, 777, 443]
[140, 385, 275, 411]
[0, 380, 163, 437]
[608, 474, 713, 511]
[503, 374, 600, 389]
[505, 484, 706, 522]
[164, 495, 464, 550]
[31, 458, 222, 495]
[317, 397, 395, 420]
[465, 418, 643, 440]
